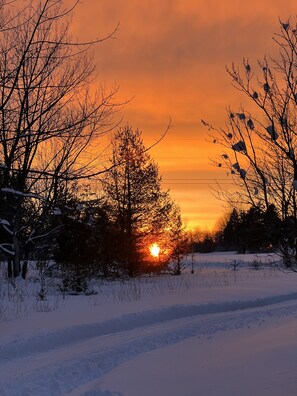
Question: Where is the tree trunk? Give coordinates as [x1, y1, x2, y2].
[12, 234, 21, 277]
[12, 211, 21, 278]
[7, 259, 13, 278]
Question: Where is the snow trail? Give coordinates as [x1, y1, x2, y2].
[1, 292, 297, 395]
[1, 290, 297, 363]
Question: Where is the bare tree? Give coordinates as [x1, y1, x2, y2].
[0, 0, 117, 278]
[204, 19, 297, 269]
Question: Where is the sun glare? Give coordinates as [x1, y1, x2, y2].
[150, 243, 160, 258]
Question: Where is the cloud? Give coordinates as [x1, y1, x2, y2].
[74, 0, 296, 76]
[70, 0, 297, 228]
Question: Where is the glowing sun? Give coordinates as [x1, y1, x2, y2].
[150, 243, 160, 258]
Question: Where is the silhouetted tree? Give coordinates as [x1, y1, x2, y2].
[196, 232, 217, 253]
[204, 19, 297, 269]
[222, 209, 241, 250]
[166, 204, 190, 275]
[220, 205, 282, 253]
[0, 0, 116, 278]
[54, 199, 114, 293]
[102, 125, 175, 277]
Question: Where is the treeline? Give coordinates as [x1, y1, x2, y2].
[217, 205, 282, 253]
[194, 204, 286, 254]
[1, 126, 190, 293]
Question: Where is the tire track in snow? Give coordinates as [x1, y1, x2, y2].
[1, 291, 297, 363]
[1, 296, 297, 395]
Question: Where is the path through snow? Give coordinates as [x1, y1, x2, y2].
[1, 292, 297, 395]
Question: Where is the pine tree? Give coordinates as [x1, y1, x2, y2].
[102, 125, 174, 276]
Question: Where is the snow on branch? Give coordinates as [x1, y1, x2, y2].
[1, 188, 44, 200]
[52, 208, 62, 216]
[27, 225, 64, 244]
[0, 219, 10, 226]
[0, 219, 13, 235]
[0, 243, 14, 256]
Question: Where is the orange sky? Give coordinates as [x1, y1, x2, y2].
[71, 0, 297, 230]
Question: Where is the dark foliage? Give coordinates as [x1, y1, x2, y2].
[219, 205, 282, 253]
[53, 200, 116, 293]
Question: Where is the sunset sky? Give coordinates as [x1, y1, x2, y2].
[72, 0, 297, 230]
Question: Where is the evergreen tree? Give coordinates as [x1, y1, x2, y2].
[221, 205, 282, 253]
[53, 184, 115, 292]
[222, 209, 241, 250]
[102, 125, 174, 276]
[165, 204, 190, 275]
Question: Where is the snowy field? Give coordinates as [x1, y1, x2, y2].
[0, 252, 297, 396]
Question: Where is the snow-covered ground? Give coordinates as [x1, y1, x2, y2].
[0, 253, 297, 396]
